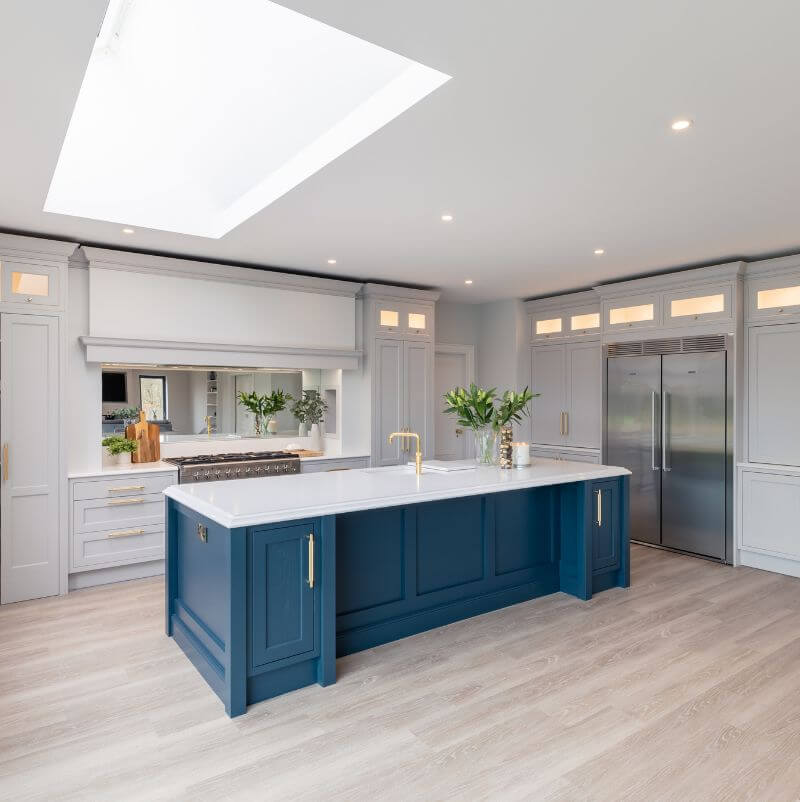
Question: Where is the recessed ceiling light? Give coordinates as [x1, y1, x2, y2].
[441, 214, 454, 222]
[122, 227, 134, 234]
[671, 119, 693, 131]
[327, 258, 337, 265]
[44, 0, 451, 238]
[594, 248, 604, 255]
[464, 279, 473, 285]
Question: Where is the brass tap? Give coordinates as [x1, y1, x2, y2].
[204, 415, 212, 437]
[388, 431, 423, 475]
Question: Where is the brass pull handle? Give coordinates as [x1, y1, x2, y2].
[106, 497, 145, 506]
[596, 489, 602, 526]
[107, 528, 146, 539]
[455, 428, 463, 437]
[559, 412, 565, 436]
[108, 485, 146, 492]
[564, 412, 569, 436]
[308, 533, 315, 588]
[2, 444, 8, 481]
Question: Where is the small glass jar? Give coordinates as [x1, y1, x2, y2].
[511, 442, 531, 468]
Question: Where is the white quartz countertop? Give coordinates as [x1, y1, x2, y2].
[163, 459, 630, 529]
[69, 460, 178, 479]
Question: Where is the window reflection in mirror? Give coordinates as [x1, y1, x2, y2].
[100, 366, 330, 441]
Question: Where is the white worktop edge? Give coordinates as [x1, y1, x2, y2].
[163, 461, 629, 529]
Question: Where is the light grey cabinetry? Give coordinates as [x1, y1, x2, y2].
[565, 341, 602, 449]
[531, 345, 565, 446]
[740, 469, 800, 563]
[300, 456, 369, 473]
[374, 338, 404, 466]
[531, 342, 601, 450]
[362, 284, 439, 467]
[372, 338, 432, 466]
[0, 314, 60, 603]
[747, 324, 800, 467]
[69, 470, 176, 572]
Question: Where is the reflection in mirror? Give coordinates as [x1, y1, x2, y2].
[101, 366, 325, 441]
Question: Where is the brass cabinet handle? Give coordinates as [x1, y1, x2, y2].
[106, 497, 145, 506]
[107, 528, 145, 539]
[564, 412, 569, 436]
[2, 444, 8, 481]
[596, 489, 602, 527]
[308, 533, 315, 588]
[559, 412, 565, 436]
[108, 485, 145, 492]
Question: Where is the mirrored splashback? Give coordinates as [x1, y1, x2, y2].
[101, 365, 330, 441]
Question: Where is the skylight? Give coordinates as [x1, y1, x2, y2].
[45, 0, 451, 238]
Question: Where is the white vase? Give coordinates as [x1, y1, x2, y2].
[309, 423, 322, 452]
[105, 451, 132, 467]
[298, 421, 308, 437]
[266, 418, 278, 434]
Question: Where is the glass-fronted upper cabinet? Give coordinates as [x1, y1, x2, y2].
[664, 285, 732, 326]
[407, 311, 427, 334]
[378, 308, 400, 331]
[746, 270, 800, 322]
[569, 311, 600, 335]
[604, 294, 659, 331]
[376, 303, 432, 337]
[0, 261, 61, 308]
[532, 315, 563, 341]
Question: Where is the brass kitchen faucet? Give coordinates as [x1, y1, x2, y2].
[388, 431, 423, 475]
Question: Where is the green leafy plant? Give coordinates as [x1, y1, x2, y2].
[442, 384, 498, 429]
[101, 435, 138, 455]
[291, 390, 328, 425]
[236, 390, 293, 419]
[442, 384, 538, 430]
[107, 407, 140, 421]
[494, 388, 538, 430]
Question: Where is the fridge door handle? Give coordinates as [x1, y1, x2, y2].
[651, 391, 660, 471]
[662, 391, 671, 472]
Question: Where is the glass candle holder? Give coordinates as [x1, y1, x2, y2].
[511, 442, 531, 468]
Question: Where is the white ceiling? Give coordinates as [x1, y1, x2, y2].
[2, 0, 800, 302]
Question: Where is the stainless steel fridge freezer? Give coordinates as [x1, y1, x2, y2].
[605, 337, 730, 561]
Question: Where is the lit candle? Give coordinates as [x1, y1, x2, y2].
[511, 442, 531, 467]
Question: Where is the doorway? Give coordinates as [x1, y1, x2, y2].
[434, 344, 475, 460]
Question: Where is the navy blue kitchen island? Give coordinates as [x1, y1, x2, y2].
[164, 461, 630, 717]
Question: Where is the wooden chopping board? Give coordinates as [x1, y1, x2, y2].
[284, 449, 324, 457]
[126, 411, 161, 463]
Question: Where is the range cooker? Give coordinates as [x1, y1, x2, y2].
[164, 451, 301, 484]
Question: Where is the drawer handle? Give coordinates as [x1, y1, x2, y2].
[107, 528, 146, 539]
[308, 533, 315, 588]
[106, 498, 145, 506]
[596, 489, 602, 527]
[2, 443, 8, 481]
[108, 485, 146, 492]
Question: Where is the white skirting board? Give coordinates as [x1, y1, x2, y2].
[739, 550, 800, 579]
[69, 560, 165, 590]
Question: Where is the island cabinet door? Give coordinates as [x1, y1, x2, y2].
[591, 480, 620, 573]
[249, 523, 318, 670]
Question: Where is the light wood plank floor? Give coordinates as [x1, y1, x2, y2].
[2, 545, 800, 801]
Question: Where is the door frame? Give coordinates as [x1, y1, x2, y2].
[434, 344, 475, 459]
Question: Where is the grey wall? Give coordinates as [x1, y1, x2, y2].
[436, 301, 480, 346]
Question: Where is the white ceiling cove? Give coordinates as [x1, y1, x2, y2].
[2, 0, 800, 301]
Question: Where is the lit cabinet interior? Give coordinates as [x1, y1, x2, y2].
[570, 312, 600, 331]
[11, 271, 50, 297]
[379, 309, 399, 328]
[757, 285, 800, 311]
[670, 293, 725, 318]
[536, 318, 562, 336]
[407, 312, 426, 331]
[608, 303, 654, 326]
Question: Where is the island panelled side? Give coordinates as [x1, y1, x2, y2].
[166, 476, 629, 717]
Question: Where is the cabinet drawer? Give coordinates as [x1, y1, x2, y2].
[73, 493, 166, 533]
[71, 525, 164, 571]
[72, 472, 176, 501]
[301, 457, 369, 473]
[741, 470, 800, 559]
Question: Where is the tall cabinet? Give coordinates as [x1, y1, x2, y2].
[526, 292, 602, 463]
[0, 234, 75, 603]
[739, 256, 800, 577]
[361, 284, 439, 467]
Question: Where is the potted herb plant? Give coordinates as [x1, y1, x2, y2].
[292, 390, 328, 450]
[101, 435, 138, 467]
